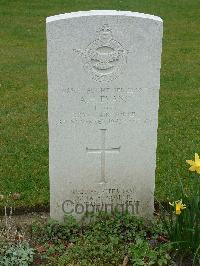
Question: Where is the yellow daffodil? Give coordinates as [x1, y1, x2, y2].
[186, 153, 200, 174]
[169, 200, 186, 215]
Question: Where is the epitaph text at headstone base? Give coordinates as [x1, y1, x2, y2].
[47, 10, 163, 220]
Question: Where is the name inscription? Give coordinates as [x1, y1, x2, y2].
[57, 86, 156, 126]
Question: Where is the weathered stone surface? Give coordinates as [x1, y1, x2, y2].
[46, 10, 163, 220]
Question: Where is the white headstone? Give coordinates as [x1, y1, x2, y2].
[46, 10, 163, 220]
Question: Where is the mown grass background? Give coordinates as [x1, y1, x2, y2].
[0, 0, 199, 209]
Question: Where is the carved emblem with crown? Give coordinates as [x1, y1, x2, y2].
[74, 24, 127, 83]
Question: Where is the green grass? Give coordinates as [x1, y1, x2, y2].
[0, 0, 200, 209]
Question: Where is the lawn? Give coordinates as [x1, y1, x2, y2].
[0, 0, 200, 210]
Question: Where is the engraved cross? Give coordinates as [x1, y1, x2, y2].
[86, 129, 120, 184]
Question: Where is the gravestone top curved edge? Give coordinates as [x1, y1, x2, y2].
[46, 10, 163, 23]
